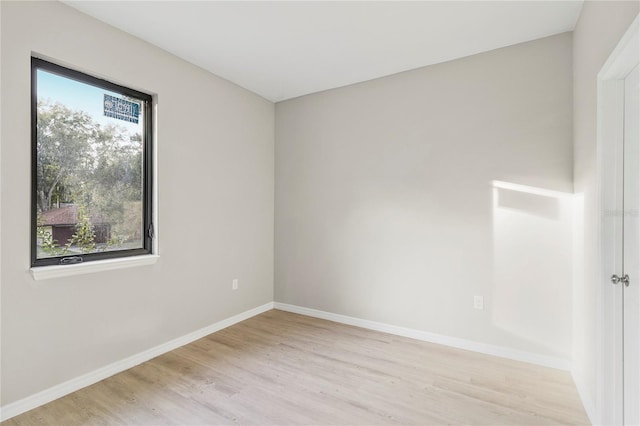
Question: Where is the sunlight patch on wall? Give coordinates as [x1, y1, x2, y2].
[492, 180, 574, 358]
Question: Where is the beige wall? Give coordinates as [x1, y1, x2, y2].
[275, 34, 575, 360]
[4, 0, 638, 416]
[572, 0, 639, 420]
[0, 1, 274, 405]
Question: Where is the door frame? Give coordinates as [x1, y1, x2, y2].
[596, 13, 639, 425]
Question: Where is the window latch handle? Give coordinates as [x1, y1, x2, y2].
[60, 256, 83, 265]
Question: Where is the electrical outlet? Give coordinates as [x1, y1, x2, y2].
[474, 296, 484, 310]
[232, 279, 238, 290]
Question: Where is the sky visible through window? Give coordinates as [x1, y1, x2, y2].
[37, 69, 142, 135]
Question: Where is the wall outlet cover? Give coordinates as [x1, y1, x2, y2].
[474, 296, 484, 310]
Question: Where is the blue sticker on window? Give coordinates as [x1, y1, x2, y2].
[104, 94, 140, 123]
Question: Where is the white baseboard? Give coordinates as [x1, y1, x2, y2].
[274, 302, 572, 371]
[0, 302, 274, 422]
[572, 368, 597, 426]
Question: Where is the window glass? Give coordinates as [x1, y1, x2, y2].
[32, 58, 152, 266]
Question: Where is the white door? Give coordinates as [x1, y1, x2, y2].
[623, 63, 640, 426]
[599, 15, 639, 425]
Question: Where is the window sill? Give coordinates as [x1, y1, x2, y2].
[30, 254, 159, 281]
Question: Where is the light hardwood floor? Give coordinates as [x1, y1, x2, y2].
[4, 309, 589, 425]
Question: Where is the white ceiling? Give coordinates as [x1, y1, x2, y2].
[64, 1, 583, 102]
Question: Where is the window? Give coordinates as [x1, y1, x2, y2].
[31, 58, 153, 267]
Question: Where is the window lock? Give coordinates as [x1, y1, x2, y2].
[60, 256, 83, 265]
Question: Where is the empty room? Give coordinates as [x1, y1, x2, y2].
[1, 0, 639, 425]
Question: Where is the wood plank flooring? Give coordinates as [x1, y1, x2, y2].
[3, 309, 589, 425]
